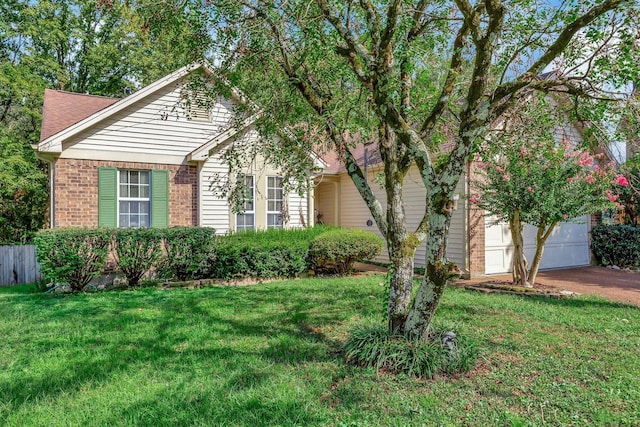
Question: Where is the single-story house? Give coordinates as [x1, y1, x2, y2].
[35, 63, 603, 279]
[35, 63, 318, 233]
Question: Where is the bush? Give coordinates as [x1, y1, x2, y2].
[158, 227, 217, 281]
[344, 324, 478, 378]
[34, 228, 112, 291]
[591, 225, 640, 267]
[113, 228, 164, 286]
[211, 226, 335, 279]
[309, 228, 384, 274]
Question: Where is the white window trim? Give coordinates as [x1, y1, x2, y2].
[236, 174, 255, 231]
[266, 176, 285, 229]
[117, 170, 151, 228]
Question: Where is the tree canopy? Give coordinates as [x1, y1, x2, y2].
[0, 0, 209, 243]
[146, 0, 640, 339]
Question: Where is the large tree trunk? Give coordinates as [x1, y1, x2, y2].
[403, 195, 454, 340]
[382, 130, 418, 335]
[387, 245, 415, 334]
[509, 210, 530, 287]
[527, 220, 557, 286]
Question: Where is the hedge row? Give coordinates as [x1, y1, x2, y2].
[591, 225, 640, 267]
[34, 226, 384, 291]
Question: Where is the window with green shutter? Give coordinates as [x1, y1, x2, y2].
[150, 169, 169, 228]
[98, 167, 168, 228]
[98, 167, 117, 228]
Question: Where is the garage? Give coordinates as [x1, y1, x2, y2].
[484, 215, 592, 275]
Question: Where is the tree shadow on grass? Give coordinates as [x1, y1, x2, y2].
[0, 283, 368, 425]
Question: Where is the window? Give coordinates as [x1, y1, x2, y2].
[98, 168, 168, 228]
[267, 176, 284, 228]
[118, 170, 150, 228]
[236, 175, 255, 231]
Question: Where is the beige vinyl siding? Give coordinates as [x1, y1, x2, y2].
[200, 130, 310, 232]
[63, 82, 237, 162]
[287, 189, 308, 228]
[336, 165, 467, 271]
[314, 179, 339, 225]
[200, 151, 231, 234]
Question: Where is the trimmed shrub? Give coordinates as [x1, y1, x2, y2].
[34, 228, 112, 291]
[158, 227, 217, 281]
[344, 324, 478, 378]
[113, 228, 164, 286]
[211, 226, 335, 279]
[309, 228, 384, 274]
[591, 225, 640, 267]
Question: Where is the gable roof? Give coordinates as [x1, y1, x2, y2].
[37, 63, 210, 154]
[40, 90, 119, 141]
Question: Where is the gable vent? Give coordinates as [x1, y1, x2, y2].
[183, 91, 212, 122]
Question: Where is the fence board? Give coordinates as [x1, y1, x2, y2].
[0, 245, 42, 286]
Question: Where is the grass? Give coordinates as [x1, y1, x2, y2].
[1, 275, 639, 426]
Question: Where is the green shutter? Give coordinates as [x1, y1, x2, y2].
[151, 169, 169, 228]
[98, 167, 118, 228]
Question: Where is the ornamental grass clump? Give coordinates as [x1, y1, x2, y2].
[344, 324, 478, 378]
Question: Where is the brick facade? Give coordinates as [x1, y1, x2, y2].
[466, 162, 486, 278]
[53, 158, 198, 227]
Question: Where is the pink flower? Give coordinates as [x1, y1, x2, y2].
[584, 174, 596, 184]
[614, 175, 629, 187]
[520, 146, 529, 156]
[577, 152, 594, 167]
[563, 214, 568, 219]
[502, 173, 511, 182]
[605, 189, 618, 203]
[527, 186, 534, 192]
[476, 161, 486, 169]
[567, 177, 577, 183]
[495, 166, 505, 173]
[470, 194, 480, 204]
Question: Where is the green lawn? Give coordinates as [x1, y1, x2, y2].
[1, 275, 639, 426]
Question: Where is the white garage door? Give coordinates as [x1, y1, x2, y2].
[485, 216, 591, 275]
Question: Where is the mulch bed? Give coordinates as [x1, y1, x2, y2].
[451, 280, 578, 299]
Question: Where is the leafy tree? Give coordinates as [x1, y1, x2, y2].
[0, 0, 206, 242]
[471, 97, 617, 287]
[143, 1, 639, 338]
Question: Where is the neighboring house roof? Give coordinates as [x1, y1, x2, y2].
[39, 89, 119, 141]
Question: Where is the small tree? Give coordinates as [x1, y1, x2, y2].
[472, 99, 617, 287]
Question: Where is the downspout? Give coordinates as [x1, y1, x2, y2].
[49, 159, 55, 228]
[464, 161, 470, 279]
[307, 177, 315, 228]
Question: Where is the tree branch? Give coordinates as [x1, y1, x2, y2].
[493, 0, 627, 100]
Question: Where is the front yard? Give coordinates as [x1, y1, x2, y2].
[1, 275, 639, 426]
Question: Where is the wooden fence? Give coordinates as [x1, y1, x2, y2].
[0, 245, 42, 286]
